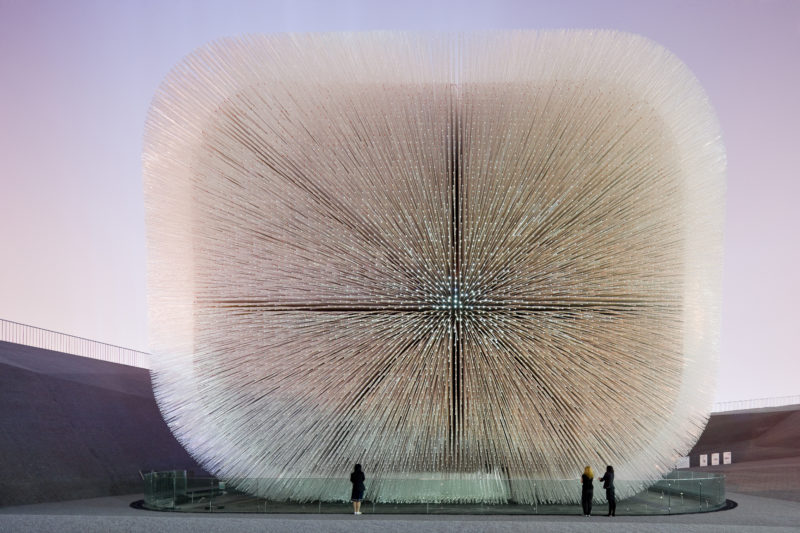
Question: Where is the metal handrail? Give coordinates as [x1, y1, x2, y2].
[0, 318, 150, 369]
[712, 395, 800, 413]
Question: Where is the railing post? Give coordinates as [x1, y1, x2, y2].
[698, 481, 702, 511]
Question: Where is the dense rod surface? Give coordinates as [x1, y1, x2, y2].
[143, 31, 725, 503]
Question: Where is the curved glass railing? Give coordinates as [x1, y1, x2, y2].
[142, 470, 726, 515]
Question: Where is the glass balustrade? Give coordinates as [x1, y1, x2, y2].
[142, 470, 726, 515]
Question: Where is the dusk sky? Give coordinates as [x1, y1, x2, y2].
[1, 0, 798, 404]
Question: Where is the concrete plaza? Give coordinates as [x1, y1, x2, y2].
[1, 491, 798, 533]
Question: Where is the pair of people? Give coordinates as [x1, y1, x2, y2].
[581, 465, 616, 517]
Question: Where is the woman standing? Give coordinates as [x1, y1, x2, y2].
[599, 465, 616, 516]
[350, 463, 366, 515]
[580, 466, 594, 516]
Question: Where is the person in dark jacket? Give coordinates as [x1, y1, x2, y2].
[599, 465, 616, 516]
[580, 466, 594, 516]
[350, 463, 366, 514]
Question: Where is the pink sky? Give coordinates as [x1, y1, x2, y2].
[1, 0, 798, 403]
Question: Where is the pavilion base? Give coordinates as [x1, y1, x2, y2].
[142, 470, 727, 515]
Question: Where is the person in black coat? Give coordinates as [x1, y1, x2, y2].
[350, 463, 366, 514]
[599, 465, 616, 516]
[580, 466, 594, 516]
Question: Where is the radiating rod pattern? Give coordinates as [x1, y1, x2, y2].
[143, 31, 725, 504]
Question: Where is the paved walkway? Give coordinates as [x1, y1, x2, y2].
[1, 492, 799, 532]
